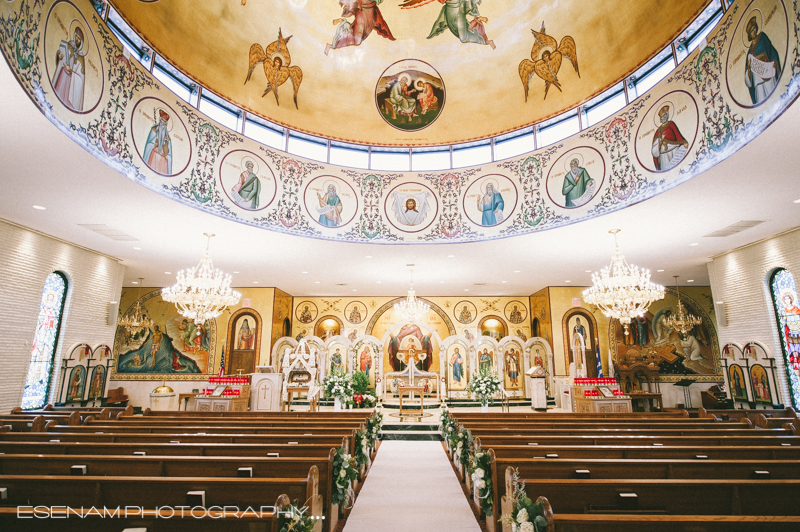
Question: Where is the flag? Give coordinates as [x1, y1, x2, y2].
[218, 344, 226, 377]
[595, 344, 603, 378]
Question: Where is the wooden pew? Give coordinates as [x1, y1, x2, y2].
[481, 443, 800, 461]
[140, 409, 373, 419]
[698, 407, 797, 422]
[0, 439, 346, 458]
[495, 475, 800, 519]
[469, 434, 799, 447]
[452, 411, 689, 420]
[465, 427, 767, 437]
[0, 451, 337, 531]
[13, 405, 134, 420]
[0, 493, 289, 532]
[1, 412, 88, 426]
[0, 431, 358, 454]
[45, 424, 361, 437]
[0, 415, 47, 433]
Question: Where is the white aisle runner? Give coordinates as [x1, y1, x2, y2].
[342, 440, 481, 532]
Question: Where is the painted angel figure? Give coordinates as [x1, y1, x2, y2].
[245, 29, 303, 108]
[325, 0, 396, 56]
[400, 0, 495, 50]
[519, 24, 579, 101]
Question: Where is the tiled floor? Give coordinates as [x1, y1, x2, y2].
[342, 440, 481, 532]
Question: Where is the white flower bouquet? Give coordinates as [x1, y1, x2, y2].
[323, 369, 354, 403]
[466, 367, 502, 407]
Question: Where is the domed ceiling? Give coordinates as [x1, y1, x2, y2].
[111, 0, 711, 146]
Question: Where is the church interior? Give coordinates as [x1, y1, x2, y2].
[1, 0, 800, 530]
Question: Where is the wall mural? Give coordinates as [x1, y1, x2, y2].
[376, 59, 445, 132]
[111, 289, 217, 380]
[3, 0, 800, 245]
[609, 287, 721, 381]
[519, 26, 579, 101]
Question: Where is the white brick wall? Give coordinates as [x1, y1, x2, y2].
[0, 219, 125, 414]
[707, 227, 800, 407]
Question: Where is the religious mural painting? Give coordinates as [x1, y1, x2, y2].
[504, 300, 528, 325]
[219, 150, 277, 211]
[610, 288, 719, 378]
[327, 342, 346, 373]
[454, 300, 477, 325]
[729, 363, 748, 401]
[44, 1, 103, 114]
[635, 91, 700, 173]
[530, 340, 548, 371]
[385, 322, 439, 373]
[529, 289, 552, 345]
[21, 272, 68, 410]
[345, 301, 367, 325]
[375, 59, 445, 131]
[399, 0, 495, 49]
[245, 29, 303, 108]
[295, 301, 318, 325]
[475, 339, 496, 373]
[87, 365, 106, 400]
[113, 290, 215, 380]
[354, 339, 379, 389]
[304, 175, 358, 229]
[463, 174, 517, 228]
[131, 97, 192, 177]
[65, 365, 86, 402]
[519, 26, 579, 101]
[446, 341, 469, 391]
[315, 315, 343, 340]
[725, 0, 788, 108]
[769, 268, 800, 408]
[226, 310, 261, 375]
[384, 182, 438, 233]
[750, 363, 773, 404]
[546, 147, 605, 209]
[564, 309, 597, 377]
[478, 315, 506, 340]
[325, 0, 396, 55]
[502, 340, 524, 390]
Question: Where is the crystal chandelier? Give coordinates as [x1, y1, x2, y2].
[394, 266, 430, 322]
[118, 277, 153, 334]
[583, 230, 665, 335]
[664, 275, 702, 335]
[162, 233, 241, 326]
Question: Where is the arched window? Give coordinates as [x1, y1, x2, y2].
[769, 268, 800, 409]
[21, 272, 68, 410]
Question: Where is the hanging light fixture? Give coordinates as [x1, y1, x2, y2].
[118, 277, 153, 334]
[394, 265, 430, 322]
[664, 275, 702, 335]
[583, 230, 665, 335]
[162, 233, 241, 326]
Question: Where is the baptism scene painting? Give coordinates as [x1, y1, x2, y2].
[219, 150, 277, 212]
[375, 59, 445, 132]
[635, 91, 699, 173]
[611, 288, 718, 377]
[113, 290, 215, 379]
[726, 0, 788, 108]
[546, 147, 605, 209]
[463, 174, 517, 227]
[304, 175, 358, 229]
[44, 1, 104, 114]
[384, 182, 437, 233]
[131, 97, 192, 177]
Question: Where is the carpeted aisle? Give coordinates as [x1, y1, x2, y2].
[342, 440, 481, 532]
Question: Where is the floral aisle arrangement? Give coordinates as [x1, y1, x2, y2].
[331, 446, 358, 508]
[466, 368, 503, 407]
[454, 427, 474, 470]
[278, 499, 315, 532]
[440, 410, 458, 450]
[365, 410, 383, 450]
[471, 448, 493, 516]
[354, 428, 369, 468]
[324, 369, 354, 406]
[501, 468, 551, 532]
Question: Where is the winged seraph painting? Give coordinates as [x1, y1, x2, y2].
[400, 0, 495, 49]
[325, 0, 396, 55]
[519, 23, 579, 101]
[245, 29, 303, 108]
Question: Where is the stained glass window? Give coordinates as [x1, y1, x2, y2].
[770, 268, 800, 409]
[21, 272, 68, 410]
